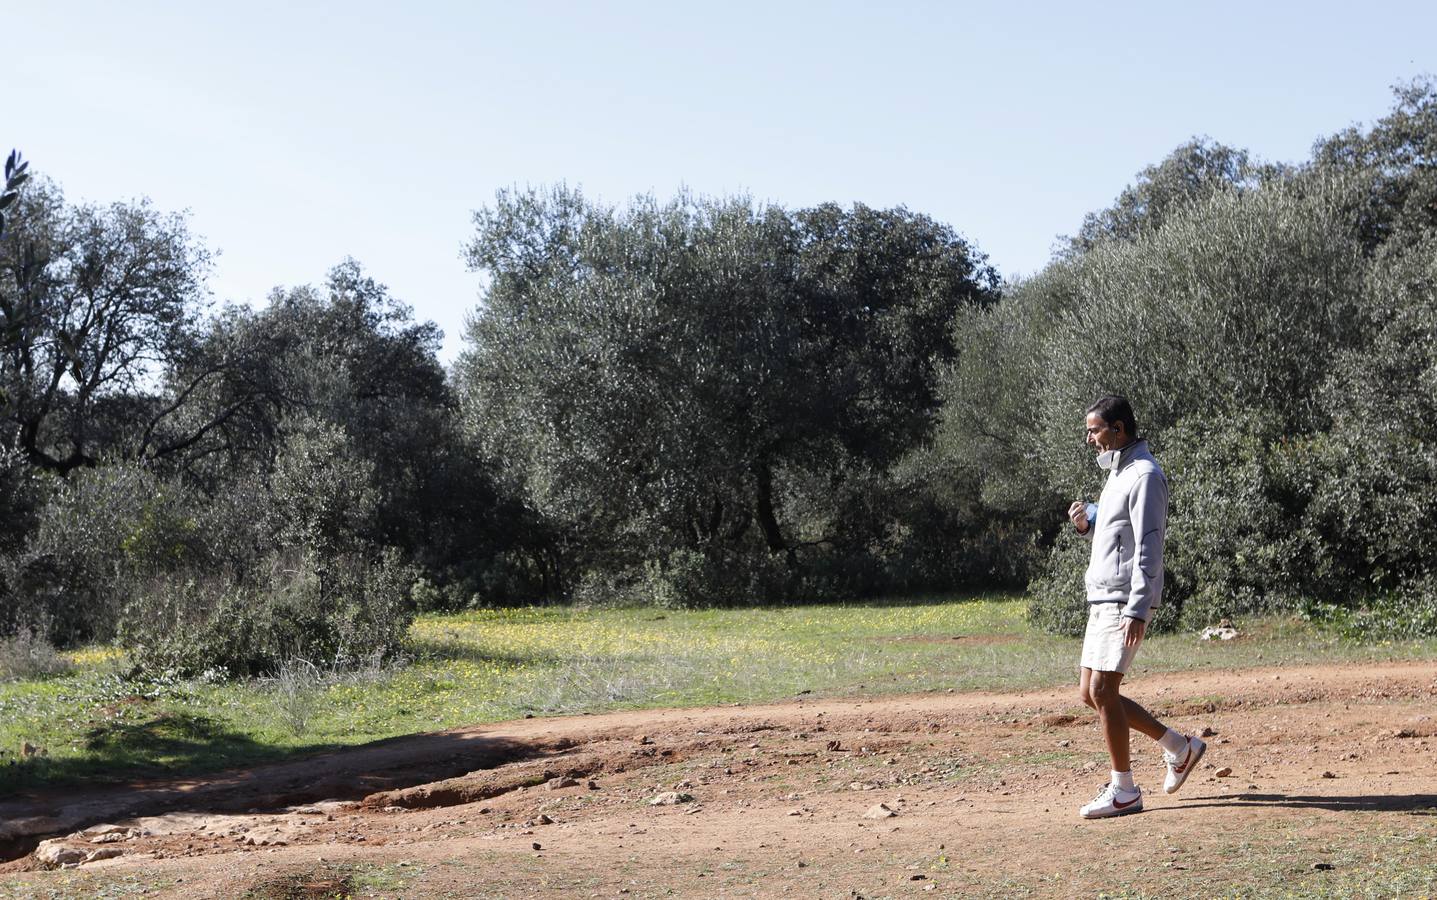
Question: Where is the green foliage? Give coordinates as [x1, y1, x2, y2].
[270, 416, 379, 556]
[946, 82, 1437, 636]
[0, 177, 211, 474]
[7, 79, 1437, 658]
[1023, 531, 1092, 636]
[458, 187, 996, 605]
[1312, 75, 1437, 251]
[640, 547, 790, 610]
[120, 549, 417, 678]
[1299, 578, 1437, 642]
[0, 149, 29, 239]
[1063, 137, 1281, 255]
[1158, 413, 1309, 626]
[1035, 171, 1371, 496]
[0, 624, 70, 680]
[3, 462, 201, 644]
[0, 446, 49, 558]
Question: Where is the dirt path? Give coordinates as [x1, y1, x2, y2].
[4, 660, 1436, 898]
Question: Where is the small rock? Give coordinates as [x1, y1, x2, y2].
[1200, 726, 1218, 737]
[1214, 767, 1233, 778]
[84, 847, 126, 863]
[532, 842, 542, 851]
[547, 777, 580, 791]
[909, 873, 927, 881]
[81, 824, 129, 838]
[637, 735, 654, 745]
[1058, 740, 1071, 748]
[587, 780, 600, 790]
[1321, 771, 1336, 779]
[863, 803, 898, 819]
[649, 792, 694, 806]
[1312, 862, 1334, 871]
[536, 814, 554, 825]
[34, 841, 86, 868]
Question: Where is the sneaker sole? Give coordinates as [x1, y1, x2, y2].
[1080, 799, 1144, 819]
[1165, 739, 1207, 794]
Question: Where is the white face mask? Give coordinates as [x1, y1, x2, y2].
[1096, 448, 1121, 470]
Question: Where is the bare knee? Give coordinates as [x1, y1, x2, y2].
[1089, 676, 1122, 708]
[1077, 686, 1096, 709]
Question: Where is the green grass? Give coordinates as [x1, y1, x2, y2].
[3, 593, 1436, 793]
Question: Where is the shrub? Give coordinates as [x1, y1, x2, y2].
[1025, 532, 1094, 637]
[1158, 414, 1310, 627]
[3, 463, 202, 645]
[643, 547, 793, 609]
[1298, 234, 1437, 604]
[1299, 578, 1437, 641]
[0, 625, 71, 681]
[120, 548, 418, 678]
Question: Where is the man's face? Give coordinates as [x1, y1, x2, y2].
[1085, 412, 1126, 453]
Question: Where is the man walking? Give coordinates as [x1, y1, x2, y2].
[1066, 395, 1205, 818]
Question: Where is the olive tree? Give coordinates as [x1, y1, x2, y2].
[0, 179, 210, 474]
[458, 187, 995, 602]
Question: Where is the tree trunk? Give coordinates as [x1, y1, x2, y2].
[753, 459, 791, 562]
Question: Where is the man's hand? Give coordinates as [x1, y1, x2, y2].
[1067, 500, 1089, 534]
[1123, 616, 1146, 647]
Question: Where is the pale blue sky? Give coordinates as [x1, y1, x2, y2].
[6, 1, 1433, 361]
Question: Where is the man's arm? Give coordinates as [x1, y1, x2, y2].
[1122, 473, 1168, 622]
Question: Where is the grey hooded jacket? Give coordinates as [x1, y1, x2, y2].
[1083, 438, 1168, 621]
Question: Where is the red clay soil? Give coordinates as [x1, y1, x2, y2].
[3, 661, 1436, 899]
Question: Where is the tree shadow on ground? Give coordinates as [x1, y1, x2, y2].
[1, 711, 324, 795]
[1167, 792, 1437, 814]
[0, 724, 547, 863]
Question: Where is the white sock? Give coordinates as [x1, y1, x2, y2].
[1111, 770, 1136, 791]
[1158, 728, 1188, 756]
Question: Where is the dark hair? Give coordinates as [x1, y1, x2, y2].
[1086, 395, 1138, 437]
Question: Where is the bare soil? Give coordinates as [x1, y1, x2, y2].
[3, 660, 1436, 898]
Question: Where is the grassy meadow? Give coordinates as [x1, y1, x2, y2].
[4, 594, 1436, 792]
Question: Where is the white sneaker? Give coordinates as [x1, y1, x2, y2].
[1163, 736, 1207, 794]
[1079, 782, 1143, 818]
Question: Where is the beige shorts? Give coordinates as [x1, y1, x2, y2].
[1080, 603, 1141, 674]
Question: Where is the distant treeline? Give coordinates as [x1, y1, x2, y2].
[2, 79, 1434, 677]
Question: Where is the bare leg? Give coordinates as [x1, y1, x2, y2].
[1085, 671, 1171, 775]
[1120, 695, 1166, 742]
[1089, 670, 1132, 771]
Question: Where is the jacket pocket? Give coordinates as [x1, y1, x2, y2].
[1096, 529, 1134, 589]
